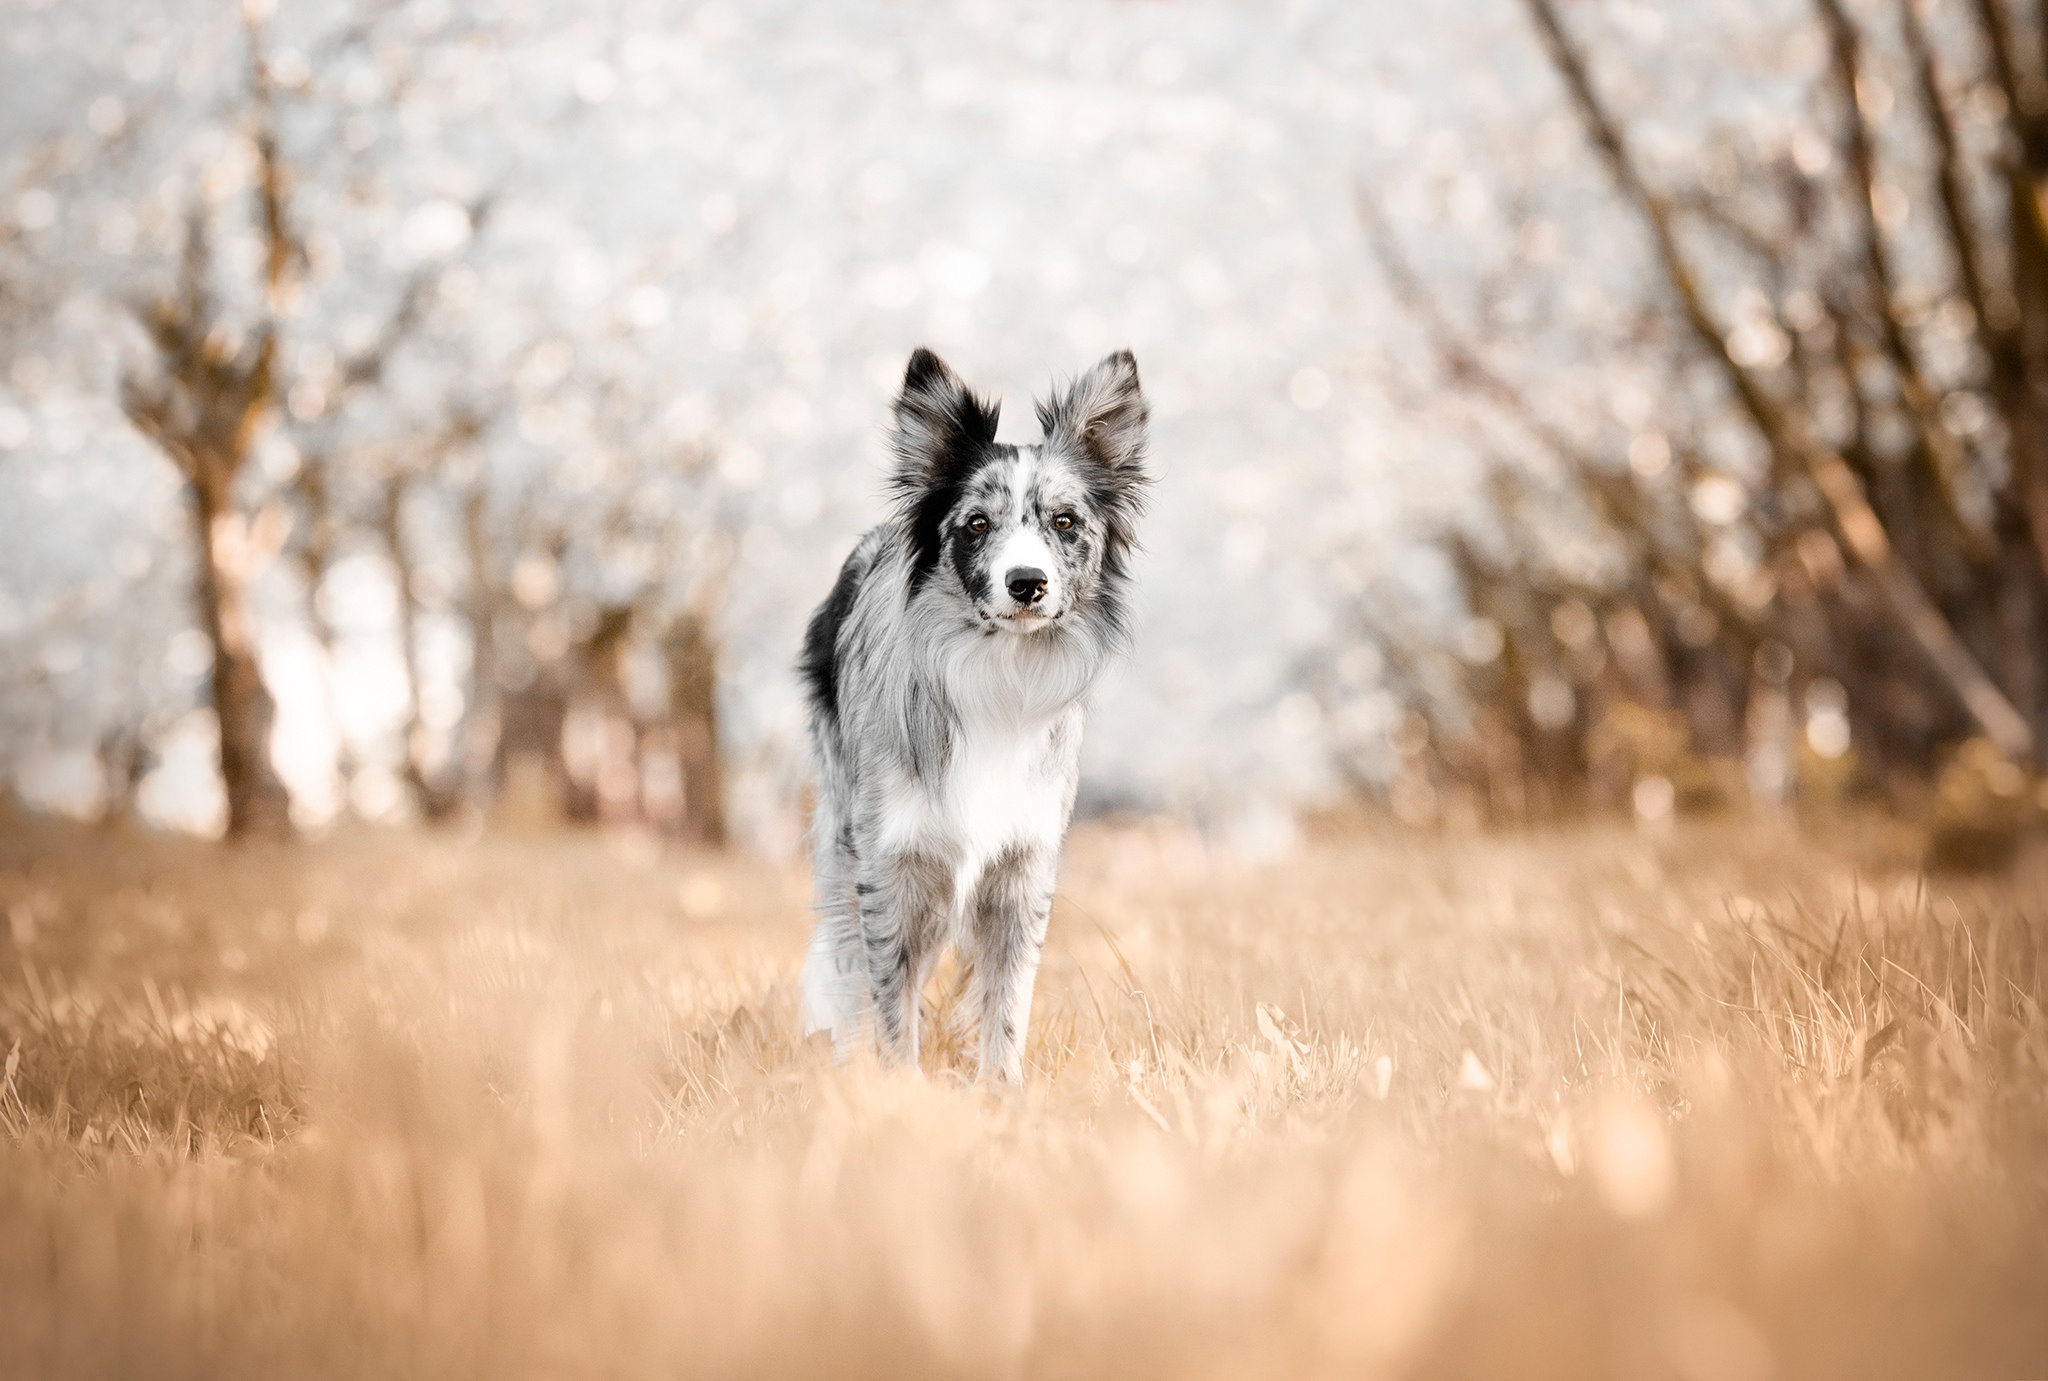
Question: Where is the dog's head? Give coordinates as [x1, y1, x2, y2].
[889, 347, 1150, 637]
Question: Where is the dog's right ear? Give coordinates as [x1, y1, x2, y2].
[888, 348, 1000, 500]
[890, 349, 1001, 594]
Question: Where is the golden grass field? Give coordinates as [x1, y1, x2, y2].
[1, 810, 2045, 1380]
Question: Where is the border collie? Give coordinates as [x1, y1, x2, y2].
[797, 348, 1150, 1081]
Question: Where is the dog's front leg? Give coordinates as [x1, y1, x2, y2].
[858, 850, 951, 1067]
[964, 842, 1058, 1083]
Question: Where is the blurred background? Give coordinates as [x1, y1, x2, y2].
[4, 0, 2046, 861]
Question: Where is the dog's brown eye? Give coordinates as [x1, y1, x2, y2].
[967, 514, 989, 534]
[1053, 514, 1075, 531]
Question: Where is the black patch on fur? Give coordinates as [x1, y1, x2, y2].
[800, 545, 866, 729]
[890, 348, 1002, 597]
[947, 493, 997, 606]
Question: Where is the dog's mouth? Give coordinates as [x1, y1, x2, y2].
[983, 608, 1063, 631]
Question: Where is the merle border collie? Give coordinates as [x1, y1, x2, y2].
[798, 348, 1150, 1081]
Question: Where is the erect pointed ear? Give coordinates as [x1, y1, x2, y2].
[888, 347, 1000, 500]
[1035, 349, 1149, 482]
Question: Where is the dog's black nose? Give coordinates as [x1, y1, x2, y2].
[1005, 567, 1049, 605]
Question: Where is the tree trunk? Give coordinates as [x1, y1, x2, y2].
[289, 446, 362, 815]
[456, 485, 504, 812]
[665, 611, 726, 847]
[190, 468, 292, 838]
[378, 472, 463, 821]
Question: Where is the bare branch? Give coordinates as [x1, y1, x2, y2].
[1521, 0, 2035, 760]
[1899, 0, 1999, 339]
[1812, 0, 1990, 555]
[1359, 189, 1777, 655]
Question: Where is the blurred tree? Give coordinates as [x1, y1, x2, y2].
[115, 11, 468, 836]
[284, 270, 465, 820]
[474, 452, 732, 842]
[664, 608, 726, 846]
[1360, 0, 2048, 825]
[118, 38, 296, 836]
[378, 420, 472, 822]
[112, 3, 505, 835]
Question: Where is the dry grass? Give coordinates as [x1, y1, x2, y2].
[1, 812, 2045, 1380]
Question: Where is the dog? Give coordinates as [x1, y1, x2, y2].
[797, 347, 1151, 1081]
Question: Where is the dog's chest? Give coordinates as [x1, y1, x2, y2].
[878, 707, 1074, 867]
[944, 712, 1070, 856]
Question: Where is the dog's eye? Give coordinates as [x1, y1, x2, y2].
[967, 514, 989, 534]
[1053, 514, 1076, 531]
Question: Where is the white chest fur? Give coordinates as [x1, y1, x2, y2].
[945, 709, 1071, 858]
[874, 702, 1077, 907]
[870, 627, 1096, 900]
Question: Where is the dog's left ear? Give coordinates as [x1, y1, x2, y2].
[1036, 350, 1150, 486]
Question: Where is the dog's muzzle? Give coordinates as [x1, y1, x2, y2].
[986, 566, 1060, 629]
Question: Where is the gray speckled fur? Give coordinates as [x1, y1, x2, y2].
[799, 348, 1150, 1081]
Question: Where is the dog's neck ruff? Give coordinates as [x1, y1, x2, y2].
[925, 604, 1109, 729]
